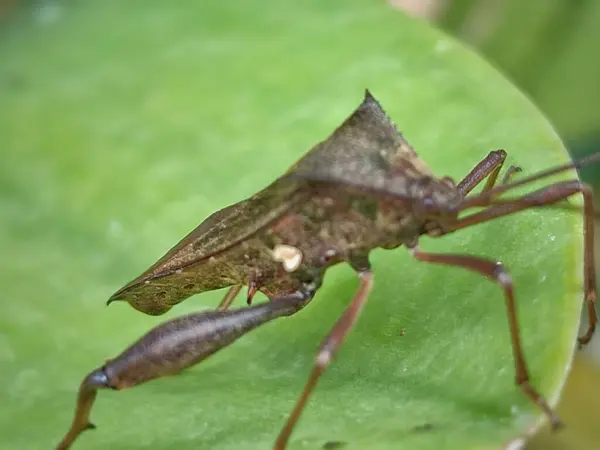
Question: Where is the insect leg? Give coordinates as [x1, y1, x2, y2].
[274, 270, 373, 450]
[500, 165, 522, 185]
[457, 149, 508, 195]
[448, 180, 596, 346]
[247, 280, 259, 305]
[217, 284, 242, 310]
[56, 290, 314, 450]
[409, 247, 563, 429]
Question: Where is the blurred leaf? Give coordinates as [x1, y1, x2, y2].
[435, 0, 600, 140]
[0, 1, 584, 449]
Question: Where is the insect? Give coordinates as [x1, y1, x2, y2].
[56, 90, 598, 449]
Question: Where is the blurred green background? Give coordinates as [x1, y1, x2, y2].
[1, 1, 599, 449]
[395, 0, 600, 160]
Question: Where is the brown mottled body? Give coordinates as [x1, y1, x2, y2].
[109, 94, 459, 314]
[57, 91, 598, 449]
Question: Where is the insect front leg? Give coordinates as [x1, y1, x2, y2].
[447, 180, 597, 346]
[409, 246, 562, 429]
[56, 289, 315, 450]
[275, 259, 373, 450]
[456, 149, 521, 196]
[457, 150, 508, 195]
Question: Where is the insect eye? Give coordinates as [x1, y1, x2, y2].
[417, 196, 438, 217]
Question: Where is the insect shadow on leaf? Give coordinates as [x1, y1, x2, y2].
[56, 90, 598, 450]
[412, 422, 438, 433]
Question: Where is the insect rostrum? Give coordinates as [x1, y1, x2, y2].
[56, 90, 597, 450]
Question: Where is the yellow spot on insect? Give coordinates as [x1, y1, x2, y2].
[272, 244, 303, 272]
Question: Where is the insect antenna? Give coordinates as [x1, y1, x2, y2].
[467, 197, 600, 221]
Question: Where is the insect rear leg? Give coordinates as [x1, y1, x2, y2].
[56, 290, 314, 450]
[275, 266, 373, 450]
[409, 246, 562, 429]
[457, 150, 520, 195]
[446, 180, 597, 346]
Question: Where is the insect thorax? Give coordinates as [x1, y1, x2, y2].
[265, 185, 431, 271]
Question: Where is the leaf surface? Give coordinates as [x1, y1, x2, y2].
[0, 1, 583, 449]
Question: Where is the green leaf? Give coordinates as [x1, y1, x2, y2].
[0, 1, 583, 449]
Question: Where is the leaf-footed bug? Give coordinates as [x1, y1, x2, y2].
[57, 91, 597, 449]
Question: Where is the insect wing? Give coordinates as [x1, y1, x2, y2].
[109, 177, 307, 304]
